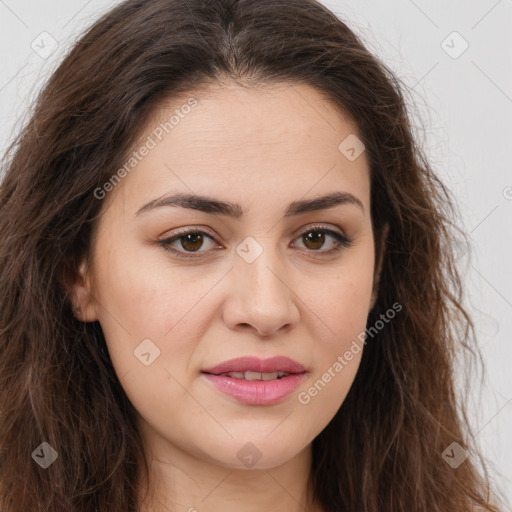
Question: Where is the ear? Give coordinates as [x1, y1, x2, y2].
[67, 256, 99, 322]
[369, 223, 389, 311]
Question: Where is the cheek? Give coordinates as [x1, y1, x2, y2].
[331, 276, 373, 339]
[313, 278, 368, 383]
[310, 252, 375, 344]
[91, 240, 217, 379]
[297, 278, 369, 433]
[90, 247, 211, 430]
[298, 254, 373, 413]
[297, 352, 361, 447]
[92, 238, 191, 334]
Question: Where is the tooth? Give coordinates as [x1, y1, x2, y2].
[261, 371, 279, 381]
[244, 371, 262, 381]
[220, 371, 291, 380]
[224, 372, 245, 379]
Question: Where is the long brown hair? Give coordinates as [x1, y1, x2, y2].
[0, 0, 502, 510]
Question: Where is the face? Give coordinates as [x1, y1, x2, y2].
[73, 81, 380, 472]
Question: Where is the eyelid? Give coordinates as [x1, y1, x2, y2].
[160, 225, 217, 240]
[160, 222, 346, 241]
[291, 222, 345, 238]
[157, 223, 354, 258]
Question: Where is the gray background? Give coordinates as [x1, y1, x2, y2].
[1, 0, 510, 505]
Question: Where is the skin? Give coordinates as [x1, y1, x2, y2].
[71, 80, 387, 512]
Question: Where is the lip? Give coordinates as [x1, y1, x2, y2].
[202, 356, 305, 375]
[201, 356, 307, 405]
[202, 373, 306, 405]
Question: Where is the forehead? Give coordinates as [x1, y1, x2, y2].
[147, 81, 361, 155]
[101, 81, 370, 218]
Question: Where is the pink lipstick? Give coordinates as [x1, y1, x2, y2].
[201, 356, 306, 405]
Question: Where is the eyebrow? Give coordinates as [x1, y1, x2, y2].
[134, 191, 365, 219]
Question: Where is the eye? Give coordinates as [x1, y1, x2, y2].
[158, 229, 218, 257]
[291, 226, 354, 254]
[157, 225, 354, 259]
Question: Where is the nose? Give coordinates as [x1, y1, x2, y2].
[221, 248, 300, 337]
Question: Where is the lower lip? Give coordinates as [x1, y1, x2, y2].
[201, 372, 306, 405]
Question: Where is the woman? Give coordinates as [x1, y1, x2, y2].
[0, 0, 502, 510]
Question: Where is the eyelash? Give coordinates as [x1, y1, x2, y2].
[157, 224, 354, 259]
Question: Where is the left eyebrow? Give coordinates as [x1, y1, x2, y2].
[133, 191, 365, 219]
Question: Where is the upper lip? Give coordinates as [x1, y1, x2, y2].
[202, 356, 306, 375]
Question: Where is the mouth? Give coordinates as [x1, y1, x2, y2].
[200, 356, 307, 405]
[202, 370, 294, 381]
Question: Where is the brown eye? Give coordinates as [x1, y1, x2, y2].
[302, 230, 327, 250]
[158, 225, 353, 259]
[158, 230, 217, 257]
[179, 232, 206, 252]
[293, 228, 352, 253]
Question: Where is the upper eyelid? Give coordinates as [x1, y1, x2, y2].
[160, 223, 345, 242]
